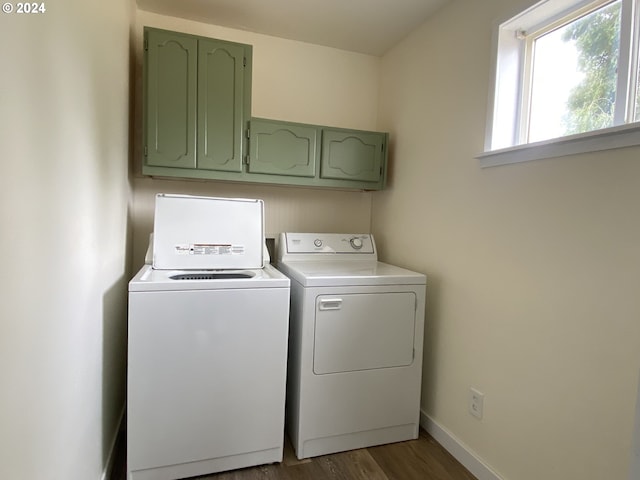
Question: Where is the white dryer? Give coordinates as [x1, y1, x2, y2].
[276, 232, 426, 459]
[127, 195, 290, 480]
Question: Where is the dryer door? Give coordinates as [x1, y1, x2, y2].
[313, 292, 416, 374]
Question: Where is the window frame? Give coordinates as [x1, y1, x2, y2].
[479, 0, 640, 167]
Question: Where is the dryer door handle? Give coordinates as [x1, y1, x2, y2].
[318, 298, 343, 311]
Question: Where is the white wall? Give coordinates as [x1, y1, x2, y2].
[373, 0, 640, 479]
[0, 0, 132, 478]
[131, 11, 382, 269]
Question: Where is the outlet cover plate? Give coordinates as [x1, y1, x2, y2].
[469, 388, 484, 419]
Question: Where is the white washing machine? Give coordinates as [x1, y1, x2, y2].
[127, 195, 290, 480]
[276, 232, 426, 459]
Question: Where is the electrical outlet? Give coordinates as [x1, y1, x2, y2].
[469, 388, 484, 419]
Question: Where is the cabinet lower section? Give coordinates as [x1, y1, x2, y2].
[143, 118, 388, 190]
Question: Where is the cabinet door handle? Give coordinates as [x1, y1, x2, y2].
[318, 298, 343, 311]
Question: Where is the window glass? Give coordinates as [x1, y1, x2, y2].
[528, 22, 586, 141]
[527, 0, 622, 142]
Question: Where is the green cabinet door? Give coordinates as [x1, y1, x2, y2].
[248, 118, 319, 177]
[143, 28, 251, 177]
[320, 129, 385, 183]
[144, 29, 198, 169]
[197, 38, 248, 172]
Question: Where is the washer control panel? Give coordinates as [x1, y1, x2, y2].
[282, 233, 376, 255]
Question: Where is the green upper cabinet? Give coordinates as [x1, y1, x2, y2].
[144, 29, 197, 169]
[320, 128, 385, 184]
[248, 118, 319, 177]
[143, 28, 251, 175]
[247, 118, 387, 190]
[142, 28, 387, 190]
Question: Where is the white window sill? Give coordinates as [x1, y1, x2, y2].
[477, 123, 640, 168]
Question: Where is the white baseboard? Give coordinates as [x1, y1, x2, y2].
[101, 405, 126, 480]
[421, 410, 504, 480]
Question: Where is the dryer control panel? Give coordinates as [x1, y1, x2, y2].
[279, 233, 376, 259]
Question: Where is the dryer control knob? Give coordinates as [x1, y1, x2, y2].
[349, 237, 363, 249]
[314, 238, 323, 248]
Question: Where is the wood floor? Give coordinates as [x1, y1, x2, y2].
[112, 429, 477, 480]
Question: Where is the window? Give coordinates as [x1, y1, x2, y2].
[480, 0, 640, 166]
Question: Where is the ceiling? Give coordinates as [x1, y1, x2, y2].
[136, 0, 449, 56]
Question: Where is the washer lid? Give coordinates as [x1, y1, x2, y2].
[152, 194, 265, 270]
[129, 264, 290, 292]
[276, 260, 426, 287]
